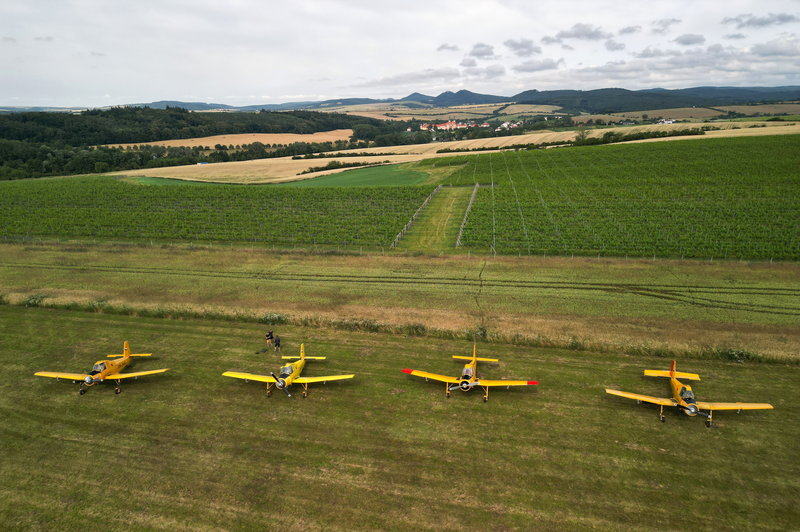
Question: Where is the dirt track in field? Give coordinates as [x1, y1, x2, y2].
[111, 122, 800, 184]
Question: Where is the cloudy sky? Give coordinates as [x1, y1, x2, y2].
[2, 0, 800, 107]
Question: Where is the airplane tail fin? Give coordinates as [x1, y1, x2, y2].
[108, 341, 152, 358]
[644, 361, 700, 381]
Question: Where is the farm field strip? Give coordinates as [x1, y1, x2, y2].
[457, 135, 800, 260]
[108, 123, 800, 183]
[0, 177, 436, 247]
[3, 244, 799, 361]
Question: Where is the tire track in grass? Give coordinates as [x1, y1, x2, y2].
[6, 262, 800, 317]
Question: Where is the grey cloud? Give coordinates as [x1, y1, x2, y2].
[91, 51, 107, 57]
[541, 35, 561, 45]
[724, 33, 747, 39]
[674, 34, 706, 46]
[561, 44, 575, 51]
[35, 36, 54, 42]
[556, 23, 612, 41]
[722, 13, 799, 29]
[605, 39, 625, 51]
[354, 67, 461, 88]
[619, 26, 641, 35]
[3, 37, 17, 43]
[459, 57, 477, 67]
[437, 43, 459, 52]
[504, 38, 541, 57]
[633, 46, 681, 58]
[652, 18, 681, 34]
[512, 58, 565, 73]
[751, 36, 800, 56]
[468, 42, 496, 58]
[463, 64, 506, 78]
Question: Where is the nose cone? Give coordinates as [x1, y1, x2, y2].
[460, 381, 471, 391]
[84, 376, 93, 384]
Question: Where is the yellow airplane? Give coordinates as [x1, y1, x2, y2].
[401, 344, 537, 402]
[35, 341, 169, 395]
[606, 360, 773, 427]
[222, 343, 354, 398]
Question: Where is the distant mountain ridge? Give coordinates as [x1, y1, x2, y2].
[2, 86, 799, 114]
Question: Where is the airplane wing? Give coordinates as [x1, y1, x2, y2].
[695, 401, 774, 411]
[605, 388, 676, 406]
[222, 371, 276, 383]
[401, 369, 459, 384]
[105, 369, 169, 380]
[478, 379, 538, 387]
[35, 371, 89, 380]
[294, 375, 355, 384]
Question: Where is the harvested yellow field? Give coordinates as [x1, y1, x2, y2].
[112, 122, 800, 184]
[613, 107, 722, 120]
[106, 129, 354, 149]
[502, 104, 562, 115]
[717, 103, 800, 115]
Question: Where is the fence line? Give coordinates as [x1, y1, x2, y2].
[455, 183, 480, 248]
[390, 185, 443, 249]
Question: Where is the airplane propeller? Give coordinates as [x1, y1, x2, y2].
[270, 372, 291, 397]
[449, 381, 481, 392]
[679, 404, 710, 418]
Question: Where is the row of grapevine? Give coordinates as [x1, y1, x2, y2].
[0, 177, 436, 247]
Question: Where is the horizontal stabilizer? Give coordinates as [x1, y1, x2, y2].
[107, 353, 152, 358]
[644, 370, 700, 381]
[281, 356, 326, 360]
[452, 356, 499, 362]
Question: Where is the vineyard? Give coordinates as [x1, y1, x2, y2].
[453, 135, 800, 260]
[0, 177, 435, 247]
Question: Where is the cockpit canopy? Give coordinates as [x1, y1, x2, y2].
[679, 386, 695, 401]
[461, 367, 474, 378]
[279, 365, 294, 378]
[92, 362, 106, 373]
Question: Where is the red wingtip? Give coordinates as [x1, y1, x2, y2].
[402, 368, 413, 374]
[527, 381, 538, 385]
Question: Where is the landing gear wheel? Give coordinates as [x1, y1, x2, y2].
[115, 388, 121, 394]
[302, 392, 307, 399]
[267, 390, 272, 398]
[79, 389, 86, 395]
[660, 415, 665, 423]
[446, 392, 451, 398]
[705, 420, 711, 428]
[483, 397, 488, 403]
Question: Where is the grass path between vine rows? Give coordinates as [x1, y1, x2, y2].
[396, 187, 474, 254]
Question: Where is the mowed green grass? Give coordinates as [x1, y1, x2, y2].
[1, 306, 798, 531]
[282, 164, 428, 187]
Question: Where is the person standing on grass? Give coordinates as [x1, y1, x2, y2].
[265, 329, 274, 348]
[274, 335, 281, 352]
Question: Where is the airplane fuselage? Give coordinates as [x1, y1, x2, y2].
[84, 356, 132, 386]
[670, 376, 700, 415]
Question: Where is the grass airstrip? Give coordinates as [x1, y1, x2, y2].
[1, 305, 798, 531]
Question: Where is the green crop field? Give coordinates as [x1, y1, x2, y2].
[0, 135, 798, 260]
[1, 306, 798, 531]
[0, 177, 435, 247]
[281, 164, 428, 187]
[455, 136, 800, 260]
